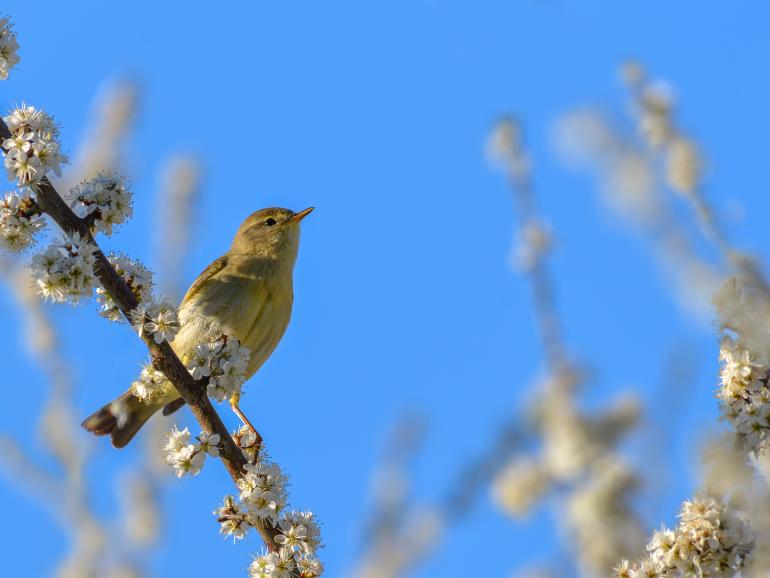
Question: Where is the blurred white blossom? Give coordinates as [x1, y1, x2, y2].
[511, 219, 552, 273]
[636, 80, 675, 149]
[665, 138, 701, 196]
[0, 17, 20, 80]
[492, 457, 549, 517]
[486, 117, 530, 180]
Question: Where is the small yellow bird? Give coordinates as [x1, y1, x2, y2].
[82, 206, 314, 447]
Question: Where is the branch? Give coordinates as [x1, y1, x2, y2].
[0, 117, 286, 552]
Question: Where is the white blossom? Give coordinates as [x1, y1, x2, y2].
[130, 299, 179, 344]
[619, 493, 753, 577]
[164, 425, 190, 454]
[214, 495, 250, 541]
[163, 426, 216, 478]
[95, 253, 153, 321]
[235, 424, 259, 449]
[234, 424, 261, 463]
[296, 554, 324, 578]
[68, 173, 133, 235]
[248, 551, 273, 578]
[208, 338, 251, 401]
[612, 559, 633, 577]
[185, 341, 217, 380]
[713, 281, 770, 455]
[237, 460, 289, 524]
[277, 510, 322, 554]
[214, 448, 324, 575]
[198, 431, 220, 457]
[3, 104, 67, 184]
[184, 334, 251, 402]
[29, 232, 96, 303]
[249, 547, 295, 578]
[0, 187, 45, 251]
[0, 18, 20, 80]
[130, 362, 168, 402]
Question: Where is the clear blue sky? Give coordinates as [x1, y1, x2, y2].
[2, 2, 770, 577]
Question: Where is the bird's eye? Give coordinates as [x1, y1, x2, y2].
[265, 218, 277, 227]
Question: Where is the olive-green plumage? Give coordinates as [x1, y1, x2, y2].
[82, 206, 313, 447]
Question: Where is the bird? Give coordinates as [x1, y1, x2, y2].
[82, 206, 314, 448]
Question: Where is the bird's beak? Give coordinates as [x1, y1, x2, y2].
[291, 207, 315, 222]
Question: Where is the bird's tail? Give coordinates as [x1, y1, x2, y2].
[81, 390, 159, 448]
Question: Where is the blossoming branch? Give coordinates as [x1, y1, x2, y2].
[0, 17, 321, 578]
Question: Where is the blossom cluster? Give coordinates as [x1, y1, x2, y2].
[3, 19, 322, 578]
[615, 494, 753, 577]
[212, 431, 324, 578]
[68, 173, 133, 235]
[713, 278, 770, 455]
[492, 371, 643, 574]
[130, 362, 169, 402]
[566, 458, 641, 577]
[621, 63, 702, 197]
[163, 426, 220, 478]
[249, 546, 324, 578]
[185, 335, 251, 402]
[96, 253, 153, 321]
[0, 18, 20, 80]
[3, 104, 67, 185]
[717, 335, 770, 454]
[30, 232, 97, 303]
[0, 187, 44, 251]
[130, 299, 180, 344]
[237, 460, 290, 525]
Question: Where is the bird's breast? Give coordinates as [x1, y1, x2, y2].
[175, 270, 294, 379]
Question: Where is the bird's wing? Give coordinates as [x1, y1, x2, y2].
[180, 256, 228, 306]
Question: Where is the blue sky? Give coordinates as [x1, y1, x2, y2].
[2, 2, 769, 577]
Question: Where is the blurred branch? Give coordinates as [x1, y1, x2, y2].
[619, 61, 768, 294]
[62, 79, 139, 189]
[488, 117, 646, 577]
[0, 258, 131, 577]
[348, 415, 442, 578]
[153, 155, 202, 301]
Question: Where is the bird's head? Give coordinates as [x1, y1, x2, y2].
[230, 206, 314, 260]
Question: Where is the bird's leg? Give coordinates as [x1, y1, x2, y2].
[229, 392, 263, 452]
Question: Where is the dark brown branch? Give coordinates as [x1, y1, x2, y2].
[0, 117, 287, 553]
